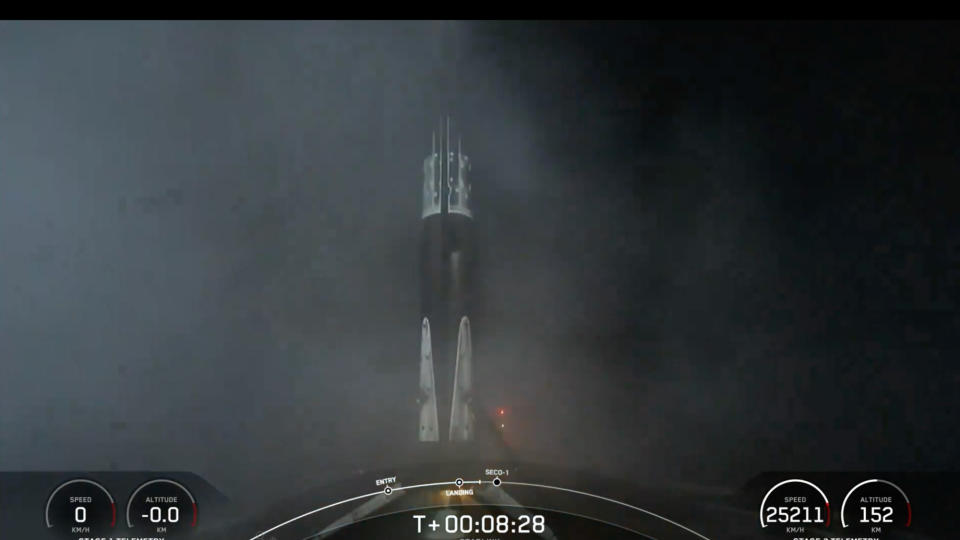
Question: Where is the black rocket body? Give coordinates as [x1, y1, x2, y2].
[418, 119, 475, 443]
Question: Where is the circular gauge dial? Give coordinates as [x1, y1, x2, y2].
[759, 478, 830, 535]
[841, 479, 911, 533]
[126, 478, 197, 534]
[45, 478, 116, 537]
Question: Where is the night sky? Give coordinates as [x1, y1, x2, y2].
[0, 21, 957, 510]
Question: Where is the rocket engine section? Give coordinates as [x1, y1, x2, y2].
[418, 118, 475, 443]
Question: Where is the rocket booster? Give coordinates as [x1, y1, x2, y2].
[418, 118, 475, 442]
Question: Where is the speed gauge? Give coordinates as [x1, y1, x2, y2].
[45, 478, 116, 537]
[759, 478, 830, 535]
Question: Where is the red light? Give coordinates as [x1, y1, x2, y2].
[498, 408, 505, 415]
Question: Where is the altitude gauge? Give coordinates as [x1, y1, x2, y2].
[126, 478, 198, 534]
[841, 479, 911, 535]
[45, 478, 116, 537]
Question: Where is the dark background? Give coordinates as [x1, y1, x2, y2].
[0, 21, 957, 512]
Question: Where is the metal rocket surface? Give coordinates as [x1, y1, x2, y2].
[418, 118, 475, 443]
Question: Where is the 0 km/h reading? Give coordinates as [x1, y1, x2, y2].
[45, 478, 117, 537]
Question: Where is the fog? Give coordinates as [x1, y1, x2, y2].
[1, 21, 957, 510]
